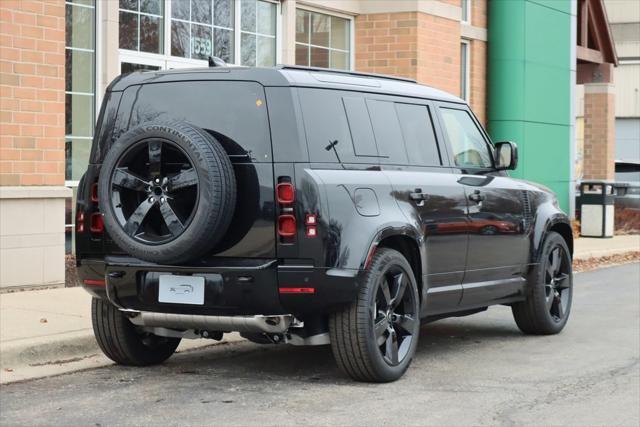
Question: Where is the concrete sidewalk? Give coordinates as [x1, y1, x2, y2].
[574, 234, 640, 260]
[0, 287, 242, 383]
[1, 234, 638, 384]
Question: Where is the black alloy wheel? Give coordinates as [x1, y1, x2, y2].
[329, 248, 421, 382]
[512, 231, 573, 335]
[373, 267, 418, 366]
[543, 245, 571, 322]
[109, 138, 198, 245]
[98, 121, 236, 264]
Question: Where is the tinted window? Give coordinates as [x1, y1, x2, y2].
[440, 108, 493, 169]
[395, 103, 442, 166]
[299, 88, 370, 164]
[342, 97, 378, 157]
[367, 99, 408, 164]
[126, 81, 271, 161]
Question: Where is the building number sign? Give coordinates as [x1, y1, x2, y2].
[192, 36, 212, 57]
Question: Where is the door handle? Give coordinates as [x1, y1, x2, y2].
[409, 189, 428, 201]
[468, 190, 486, 203]
[409, 188, 428, 206]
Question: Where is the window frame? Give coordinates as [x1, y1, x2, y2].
[118, 0, 282, 70]
[461, 0, 471, 24]
[460, 39, 470, 102]
[435, 102, 496, 172]
[294, 4, 355, 71]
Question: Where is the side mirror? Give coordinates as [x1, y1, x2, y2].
[495, 141, 518, 171]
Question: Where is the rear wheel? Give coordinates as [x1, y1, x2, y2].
[512, 231, 573, 334]
[91, 298, 181, 366]
[329, 248, 420, 382]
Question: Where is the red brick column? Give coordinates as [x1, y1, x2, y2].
[0, 0, 65, 186]
[583, 83, 616, 180]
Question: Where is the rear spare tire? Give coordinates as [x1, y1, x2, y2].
[98, 121, 236, 264]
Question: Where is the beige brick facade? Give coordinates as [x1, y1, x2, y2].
[0, 0, 65, 187]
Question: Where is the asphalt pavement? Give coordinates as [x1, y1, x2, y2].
[1, 263, 639, 426]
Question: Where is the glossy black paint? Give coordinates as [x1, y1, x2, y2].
[76, 66, 572, 323]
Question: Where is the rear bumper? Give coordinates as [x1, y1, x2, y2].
[78, 256, 361, 317]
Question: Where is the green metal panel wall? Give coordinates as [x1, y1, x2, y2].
[488, 0, 573, 212]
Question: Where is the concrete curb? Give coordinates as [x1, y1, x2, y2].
[573, 248, 639, 260]
[0, 330, 245, 384]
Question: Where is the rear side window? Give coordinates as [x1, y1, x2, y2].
[366, 99, 408, 164]
[298, 89, 375, 164]
[395, 103, 442, 166]
[125, 81, 271, 162]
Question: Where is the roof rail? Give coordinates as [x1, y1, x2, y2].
[276, 65, 417, 84]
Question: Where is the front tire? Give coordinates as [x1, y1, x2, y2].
[91, 298, 181, 366]
[512, 231, 573, 335]
[329, 248, 420, 382]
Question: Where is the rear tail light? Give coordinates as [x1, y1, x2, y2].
[76, 211, 85, 233]
[278, 214, 296, 237]
[90, 213, 104, 233]
[306, 226, 317, 237]
[276, 182, 295, 204]
[90, 182, 98, 202]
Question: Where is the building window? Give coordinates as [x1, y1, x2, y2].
[461, 0, 471, 24]
[170, 0, 234, 62]
[240, 0, 277, 66]
[65, 0, 96, 252]
[295, 9, 351, 70]
[460, 40, 470, 101]
[119, 0, 164, 54]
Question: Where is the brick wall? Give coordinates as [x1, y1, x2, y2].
[417, 12, 461, 96]
[354, 12, 419, 81]
[583, 86, 616, 180]
[353, 3, 488, 124]
[0, 0, 65, 186]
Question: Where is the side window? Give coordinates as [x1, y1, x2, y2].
[395, 103, 442, 166]
[366, 99, 408, 164]
[440, 108, 493, 169]
[298, 89, 360, 163]
[342, 97, 378, 157]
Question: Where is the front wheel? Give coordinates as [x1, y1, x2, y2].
[329, 248, 420, 382]
[91, 298, 181, 366]
[512, 231, 573, 334]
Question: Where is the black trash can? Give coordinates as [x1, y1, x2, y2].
[579, 180, 615, 238]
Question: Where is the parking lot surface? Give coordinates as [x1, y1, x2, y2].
[1, 263, 638, 426]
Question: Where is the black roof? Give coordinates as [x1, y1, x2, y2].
[109, 65, 464, 104]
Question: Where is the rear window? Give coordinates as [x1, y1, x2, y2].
[108, 81, 271, 162]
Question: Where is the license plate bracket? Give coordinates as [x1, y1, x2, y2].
[158, 275, 205, 305]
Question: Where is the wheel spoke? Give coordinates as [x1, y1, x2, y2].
[375, 316, 389, 346]
[395, 314, 416, 336]
[159, 201, 185, 236]
[148, 140, 162, 178]
[554, 294, 564, 319]
[379, 280, 391, 307]
[545, 285, 555, 310]
[549, 248, 560, 275]
[385, 328, 399, 365]
[112, 168, 148, 192]
[554, 273, 570, 289]
[390, 272, 407, 308]
[168, 168, 197, 192]
[123, 199, 155, 236]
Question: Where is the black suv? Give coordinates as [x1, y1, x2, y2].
[76, 65, 574, 382]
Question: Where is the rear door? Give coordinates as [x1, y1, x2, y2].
[369, 97, 469, 315]
[436, 104, 530, 305]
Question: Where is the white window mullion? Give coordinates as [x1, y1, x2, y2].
[234, 0, 241, 65]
